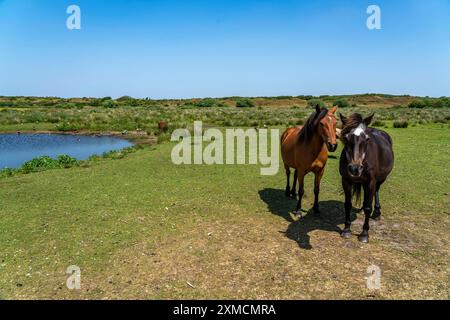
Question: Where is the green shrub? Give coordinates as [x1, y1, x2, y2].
[408, 100, 426, 109]
[0, 167, 14, 178]
[61, 102, 78, 109]
[432, 98, 450, 108]
[235, 98, 256, 108]
[56, 122, 81, 132]
[116, 96, 133, 102]
[371, 120, 386, 127]
[409, 98, 450, 109]
[90, 99, 101, 107]
[433, 117, 447, 124]
[393, 120, 409, 128]
[195, 99, 227, 108]
[157, 132, 171, 144]
[20, 156, 59, 173]
[20, 155, 79, 173]
[101, 100, 115, 108]
[333, 98, 350, 108]
[57, 154, 78, 168]
[307, 99, 326, 109]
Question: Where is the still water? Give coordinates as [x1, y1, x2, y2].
[0, 133, 133, 169]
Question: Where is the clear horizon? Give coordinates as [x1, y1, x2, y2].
[1, 0, 449, 99]
[1, 93, 447, 100]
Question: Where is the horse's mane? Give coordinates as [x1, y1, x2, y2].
[299, 107, 329, 143]
[341, 113, 364, 138]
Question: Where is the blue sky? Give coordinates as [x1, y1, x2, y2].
[1, 0, 449, 98]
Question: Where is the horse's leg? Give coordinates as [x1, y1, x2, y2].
[358, 181, 376, 243]
[341, 178, 353, 239]
[290, 170, 298, 197]
[284, 165, 291, 197]
[313, 169, 324, 216]
[294, 170, 305, 218]
[371, 182, 382, 220]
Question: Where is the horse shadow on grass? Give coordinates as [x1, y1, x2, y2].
[258, 188, 358, 250]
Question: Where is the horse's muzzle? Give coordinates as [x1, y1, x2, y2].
[348, 164, 363, 177]
[326, 143, 338, 152]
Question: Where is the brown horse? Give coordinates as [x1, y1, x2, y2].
[281, 105, 338, 218]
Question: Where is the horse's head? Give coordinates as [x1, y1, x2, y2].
[340, 113, 374, 177]
[316, 105, 338, 152]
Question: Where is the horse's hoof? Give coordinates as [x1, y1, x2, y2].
[358, 234, 369, 243]
[341, 230, 352, 239]
[313, 209, 320, 217]
[371, 213, 381, 221]
[285, 190, 291, 197]
[293, 211, 303, 219]
[290, 192, 297, 198]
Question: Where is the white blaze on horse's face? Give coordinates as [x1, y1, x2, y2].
[346, 124, 369, 166]
[353, 125, 365, 137]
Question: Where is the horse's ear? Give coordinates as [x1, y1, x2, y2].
[364, 113, 375, 126]
[339, 113, 347, 125]
[315, 105, 321, 114]
[330, 106, 338, 114]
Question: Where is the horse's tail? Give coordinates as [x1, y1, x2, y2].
[352, 183, 362, 206]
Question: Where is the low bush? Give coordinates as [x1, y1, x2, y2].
[0, 167, 14, 178]
[371, 120, 386, 127]
[393, 120, 409, 128]
[235, 98, 256, 108]
[333, 98, 350, 108]
[196, 99, 227, 108]
[307, 99, 326, 109]
[20, 155, 79, 173]
[157, 132, 171, 144]
[56, 122, 81, 132]
[409, 98, 450, 109]
[20, 156, 59, 173]
[408, 100, 426, 109]
[57, 154, 78, 168]
[101, 100, 116, 108]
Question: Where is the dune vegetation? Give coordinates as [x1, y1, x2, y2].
[0, 95, 448, 136]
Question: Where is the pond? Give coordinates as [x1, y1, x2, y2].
[0, 133, 134, 169]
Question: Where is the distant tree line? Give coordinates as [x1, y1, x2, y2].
[0, 94, 448, 109]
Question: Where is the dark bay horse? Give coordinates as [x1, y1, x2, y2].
[339, 113, 394, 243]
[281, 106, 338, 218]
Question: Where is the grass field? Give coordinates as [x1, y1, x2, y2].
[0, 117, 449, 299]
